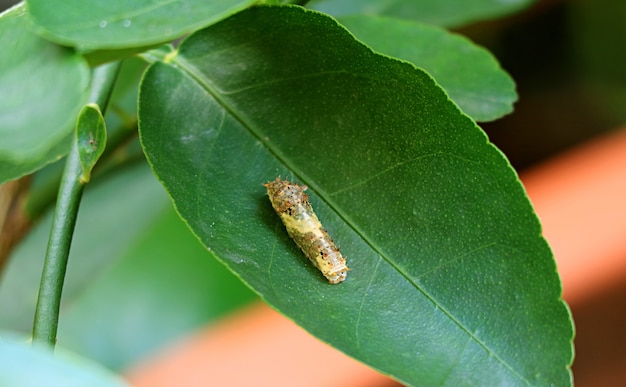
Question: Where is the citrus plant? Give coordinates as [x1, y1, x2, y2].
[0, 1, 574, 386]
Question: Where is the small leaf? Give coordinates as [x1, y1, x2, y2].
[76, 104, 107, 183]
[338, 15, 517, 122]
[138, 6, 573, 386]
[0, 4, 90, 184]
[26, 0, 257, 50]
[309, 0, 538, 27]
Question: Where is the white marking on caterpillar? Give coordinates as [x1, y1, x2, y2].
[264, 177, 348, 284]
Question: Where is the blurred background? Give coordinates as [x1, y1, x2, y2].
[1, 0, 625, 385]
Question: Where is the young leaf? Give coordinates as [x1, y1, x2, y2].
[138, 5, 573, 386]
[76, 104, 107, 183]
[0, 4, 89, 184]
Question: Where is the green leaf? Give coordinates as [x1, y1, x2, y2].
[309, 0, 537, 28]
[138, 5, 573, 386]
[76, 104, 107, 183]
[0, 338, 128, 387]
[338, 15, 516, 122]
[84, 44, 163, 67]
[0, 4, 90, 184]
[26, 0, 257, 50]
[0, 161, 255, 370]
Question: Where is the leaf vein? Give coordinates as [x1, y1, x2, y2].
[354, 256, 382, 350]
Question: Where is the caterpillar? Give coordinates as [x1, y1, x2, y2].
[264, 177, 348, 284]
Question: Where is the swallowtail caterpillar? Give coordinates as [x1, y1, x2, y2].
[264, 177, 349, 284]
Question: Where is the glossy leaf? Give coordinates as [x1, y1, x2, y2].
[76, 104, 107, 183]
[26, 0, 257, 50]
[309, 0, 537, 28]
[0, 4, 90, 184]
[138, 6, 573, 386]
[0, 338, 128, 387]
[338, 15, 516, 122]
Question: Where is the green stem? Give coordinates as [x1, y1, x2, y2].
[31, 62, 121, 346]
[31, 141, 84, 345]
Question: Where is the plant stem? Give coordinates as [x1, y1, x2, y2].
[31, 62, 121, 346]
[31, 140, 84, 345]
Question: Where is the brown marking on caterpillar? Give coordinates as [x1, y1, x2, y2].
[264, 177, 348, 284]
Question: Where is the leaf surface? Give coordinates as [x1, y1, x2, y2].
[138, 6, 573, 386]
[338, 15, 516, 122]
[76, 104, 107, 183]
[0, 338, 128, 387]
[309, 0, 537, 27]
[0, 4, 89, 183]
[27, 0, 256, 50]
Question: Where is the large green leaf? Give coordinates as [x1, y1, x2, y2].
[0, 4, 90, 183]
[26, 0, 257, 50]
[138, 5, 573, 386]
[309, 0, 537, 28]
[338, 15, 516, 122]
